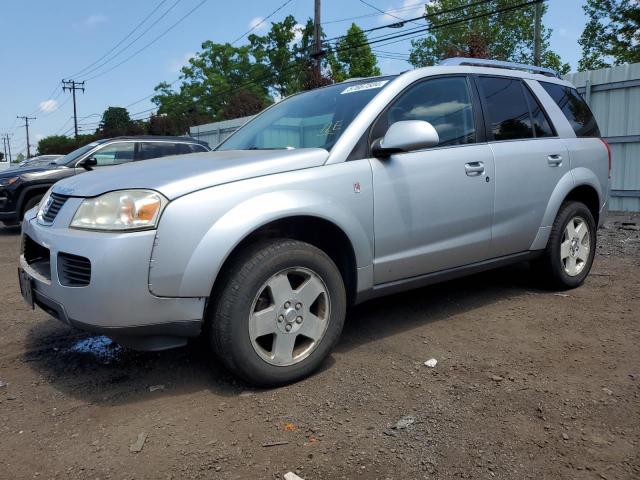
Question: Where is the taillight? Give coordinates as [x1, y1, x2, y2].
[600, 138, 612, 178]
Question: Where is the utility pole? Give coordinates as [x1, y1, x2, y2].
[17, 116, 36, 158]
[312, 0, 322, 79]
[1, 133, 12, 163]
[6, 134, 12, 163]
[62, 79, 85, 138]
[2, 136, 6, 163]
[533, 1, 542, 66]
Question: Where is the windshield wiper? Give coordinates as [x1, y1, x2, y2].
[245, 147, 288, 150]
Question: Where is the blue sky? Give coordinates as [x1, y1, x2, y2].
[0, 0, 587, 157]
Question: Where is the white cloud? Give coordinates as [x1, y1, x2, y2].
[249, 16, 268, 33]
[378, 0, 429, 24]
[169, 52, 195, 73]
[292, 23, 304, 43]
[85, 14, 108, 28]
[39, 99, 59, 113]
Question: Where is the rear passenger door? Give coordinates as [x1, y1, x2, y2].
[475, 76, 570, 258]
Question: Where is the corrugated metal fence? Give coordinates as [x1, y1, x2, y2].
[190, 63, 640, 212]
[189, 116, 254, 148]
[565, 63, 640, 212]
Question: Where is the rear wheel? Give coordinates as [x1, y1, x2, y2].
[208, 239, 346, 386]
[535, 201, 596, 289]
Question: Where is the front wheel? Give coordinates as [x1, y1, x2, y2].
[535, 201, 597, 289]
[208, 239, 346, 386]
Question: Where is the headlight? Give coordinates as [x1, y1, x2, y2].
[70, 190, 168, 231]
[0, 176, 19, 186]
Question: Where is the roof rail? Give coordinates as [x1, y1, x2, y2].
[439, 57, 560, 78]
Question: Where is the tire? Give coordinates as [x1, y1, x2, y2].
[208, 238, 347, 387]
[21, 195, 43, 220]
[535, 201, 597, 289]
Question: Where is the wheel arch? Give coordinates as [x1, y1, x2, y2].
[212, 216, 359, 305]
[17, 184, 51, 218]
[153, 188, 374, 301]
[531, 170, 603, 250]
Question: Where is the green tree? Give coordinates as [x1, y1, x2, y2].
[37, 135, 80, 155]
[578, 0, 640, 71]
[332, 23, 381, 82]
[97, 107, 134, 138]
[152, 41, 271, 122]
[37, 134, 95, 155]
[409, 0, 570, 74]
[14, 153, 25, 164]
[249, 15, 304, 97]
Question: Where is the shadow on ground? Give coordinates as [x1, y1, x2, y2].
[0, 225, 21, 236]
[24, 261, 543, 405]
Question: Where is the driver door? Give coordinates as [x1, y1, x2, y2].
[369, 76, 495, 284]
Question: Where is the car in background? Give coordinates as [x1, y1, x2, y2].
[0, 136, 209, 225]
[18, 155, 64, 168]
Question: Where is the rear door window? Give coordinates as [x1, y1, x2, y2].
[522, 86, 555, 137]
[477, 77, 533, 141]
[138, 142, 179, 160]
[539, 82, 600, 137]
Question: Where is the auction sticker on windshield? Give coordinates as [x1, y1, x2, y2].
[341, 80, 389, 95]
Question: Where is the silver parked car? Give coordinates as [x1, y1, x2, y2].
[19, 58, 610, 386]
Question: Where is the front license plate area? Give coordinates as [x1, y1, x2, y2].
[18, 268, 34, 309]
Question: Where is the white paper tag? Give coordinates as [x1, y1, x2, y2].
[341, 80, 389, 94]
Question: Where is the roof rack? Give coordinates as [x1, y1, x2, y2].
[439, 57, 560, 78]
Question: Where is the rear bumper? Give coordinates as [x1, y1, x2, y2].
[20, 211, 206, 350]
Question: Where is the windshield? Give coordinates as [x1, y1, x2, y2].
[53, 142, 101, 166]
[217, 77, 396, 152]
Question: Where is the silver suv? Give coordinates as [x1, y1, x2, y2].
[19, 58, 610, 386]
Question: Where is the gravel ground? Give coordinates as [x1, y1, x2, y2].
[1, 213, 639, 479]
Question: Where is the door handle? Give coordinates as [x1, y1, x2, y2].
[547, 154, 563, 166]
[465, 162, 485, 176]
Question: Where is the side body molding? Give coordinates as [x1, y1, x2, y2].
[149, 162, 374, 298]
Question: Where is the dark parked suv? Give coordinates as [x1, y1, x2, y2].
[0, 136, 209, 225]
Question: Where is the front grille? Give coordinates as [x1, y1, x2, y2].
[57, 252, 91, 287]
[41, 193, 68, 223]
[23, 234, 51, 280]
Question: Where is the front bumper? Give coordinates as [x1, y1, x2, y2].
[20, 206, 205, 350]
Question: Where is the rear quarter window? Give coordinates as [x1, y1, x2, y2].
[540, 82, 600, 137]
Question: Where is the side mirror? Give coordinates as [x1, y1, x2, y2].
[371, 120, 439, 158]
[78, 157, 98, 170]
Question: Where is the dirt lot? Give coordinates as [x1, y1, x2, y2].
[1, 213, 639, 480]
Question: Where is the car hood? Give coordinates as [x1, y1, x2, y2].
[52, 149, 329, 199]
[0, 165, 63, 177]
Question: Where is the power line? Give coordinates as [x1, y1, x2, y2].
[358, 0, 424, 27]
[231, 0, 295, 45]
[77, 0, 185, 80]
[136, 0, 544, 125]
[83, 0, 209, 82]
[70, 0, 171, 78]
[323, 0, 426, 24]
